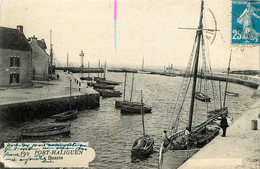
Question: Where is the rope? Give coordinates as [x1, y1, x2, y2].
[168, 34, 198, 134]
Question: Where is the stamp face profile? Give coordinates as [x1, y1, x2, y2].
[232, 0, 260, 45]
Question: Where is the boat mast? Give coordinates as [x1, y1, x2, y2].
[142, 55, 144, 71]
[50, 30, 53, 77]
[130, 73, 135, 103]
[88, 62, 90, 78]
[104, 61, 107, 79]
[223, 50, 232, 108]
[188, 0, 204, 130]
[67, 53, 69, 73]
[123, 72, 127, 101]
[141, 90, 145, 137]
[69, 79, 72, 110]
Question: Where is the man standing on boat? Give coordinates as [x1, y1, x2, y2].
[220, 114, 229, 137]
[184, 127, 191, 149]
[162, 130, 170, 148]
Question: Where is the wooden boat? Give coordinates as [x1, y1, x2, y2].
[115, 100, 141, 108]
[96, 79, 120, 85]
[225, 91, 239, 97]
[195, 91, 211, 102]
[96, 89, 122, 97]
[131, 91, 154, 158]
[159, 1, 228, 168]
[51, 109, 78, 122]
[21, 123, 71, 137]
[131, 135, 154, 157]
[94, 77, 106, 81]
[121, 104, 152, 114]
[88, 83, 115, 89]
[80, 77, 93, 81]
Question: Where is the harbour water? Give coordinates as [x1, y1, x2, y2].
[0, 72, 256, 168]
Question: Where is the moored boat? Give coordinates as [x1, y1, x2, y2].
[80, 77, 93, 81]
[131, 135, 154, 157]
[96, 79, 120, 85]
[115, 100, 141, 108]
[131, 91, 154, 158]
[226, 91, 239, 97]
[21, 123, 71, 137]
[96, 89, 122, 97]
[121, 104, 152, 114]
[195, 91, 211, 102]
[88, 83, 115, 89]
[51, 109, 78, 122]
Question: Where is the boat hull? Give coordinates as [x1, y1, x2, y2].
[51, 109, 78, 122]
[96, 89, 122, 97]
[195, 92, 211, 102]
[21, 124, 71, 137]
[115, 100, 141, 108]
[120, 105, 152, 114]
[131, 136, 154, 157]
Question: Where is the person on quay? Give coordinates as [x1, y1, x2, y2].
[220, 114, 229, 137]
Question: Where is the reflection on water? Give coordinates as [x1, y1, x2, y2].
[0, 72, 256, 168]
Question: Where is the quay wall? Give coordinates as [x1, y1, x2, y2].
[0, 93, 99, 123]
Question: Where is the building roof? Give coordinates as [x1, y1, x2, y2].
[0, 27, 32, 51]
[37, 39, 47, 50]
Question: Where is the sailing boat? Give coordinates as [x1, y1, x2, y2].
[224, 51, 239, 97]
[115, 73, 152, 114]
[131, 91, 154, 157]
[51, 79, 78, 122]
[138, 55, 150, 74]
[158, 1, 228, 168]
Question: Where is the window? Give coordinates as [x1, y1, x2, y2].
[10, 56, 20, 68]
[10, 73, 19, 84]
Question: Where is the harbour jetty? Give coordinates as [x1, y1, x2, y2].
[0, 71, 100, 123]
[56, 67, 104, 73]
[178, 98, 260, 169]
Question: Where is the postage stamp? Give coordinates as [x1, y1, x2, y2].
[232, 0, 260, 45]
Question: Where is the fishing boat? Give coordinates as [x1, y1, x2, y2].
[115, 100, 141, 108]
[21, 123, 71, 137]
[95, 89, 122, 97]
[158, 1, 228, 168]
[131, 91, 154, 157]
[80, 77, 93, 81]
[115, 73, 150, 113]
[51, 109, 78, 122]
[91, 83, 116, 90]
[94, 77, 106, 81]
[96, 79, 120, 85]
[195, 91, 211, 102]
[121, 104, 152, 114]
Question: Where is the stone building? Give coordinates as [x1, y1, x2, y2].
[0, 25, 32, 87]
[29, 36, 49, 80]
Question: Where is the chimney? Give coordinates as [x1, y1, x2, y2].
[17, 25, 23, 33]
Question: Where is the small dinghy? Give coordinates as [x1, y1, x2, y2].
[51, 109, 78, 122]
[195, 92, 211, 102]
[21, 123, 71, 137]
[131, 135, 154, 157]
[226, 91, 239, 97]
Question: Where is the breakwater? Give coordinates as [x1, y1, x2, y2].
[0, 71, 100, 123]
[0, 93, 99, 123]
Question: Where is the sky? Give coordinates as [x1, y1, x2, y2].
[0, 0, 259, 71]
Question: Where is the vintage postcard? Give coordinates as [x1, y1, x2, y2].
[0, 0, 259, 168]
